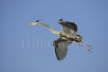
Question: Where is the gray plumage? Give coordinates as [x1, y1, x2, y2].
[53, 38, 72, 60]
[53, 19, 82, 60]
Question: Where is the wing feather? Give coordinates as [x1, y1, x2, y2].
[53, 38, 70, 60]
[58, 20, 78, 34]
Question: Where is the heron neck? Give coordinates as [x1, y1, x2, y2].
[40, 23, 60, 35]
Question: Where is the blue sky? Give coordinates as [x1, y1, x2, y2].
[0, 0, 108, 72]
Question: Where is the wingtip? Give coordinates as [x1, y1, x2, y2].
[56, 57, 65, 61]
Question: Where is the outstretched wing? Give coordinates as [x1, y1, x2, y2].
[58, 19, 78, 34]
[53, 38, 70, 60]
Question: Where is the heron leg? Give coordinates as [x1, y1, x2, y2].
[77, 41, 93, 52]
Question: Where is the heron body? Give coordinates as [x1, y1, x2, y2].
[52, 19, 82, 60]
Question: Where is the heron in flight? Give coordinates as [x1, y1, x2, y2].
[27, 19, 92, 60]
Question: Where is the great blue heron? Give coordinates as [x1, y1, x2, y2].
[27, 19, 92, 60]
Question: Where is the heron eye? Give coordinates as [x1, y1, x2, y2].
[59, 19, 63, 21]
[36, 20, 39, 22]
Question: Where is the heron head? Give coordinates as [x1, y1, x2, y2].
[26, 20, 43, 26]
[75, 34, 82, 42]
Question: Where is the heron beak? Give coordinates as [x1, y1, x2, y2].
[26, 24, 34, 26]
[26, 22, 43, 26]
